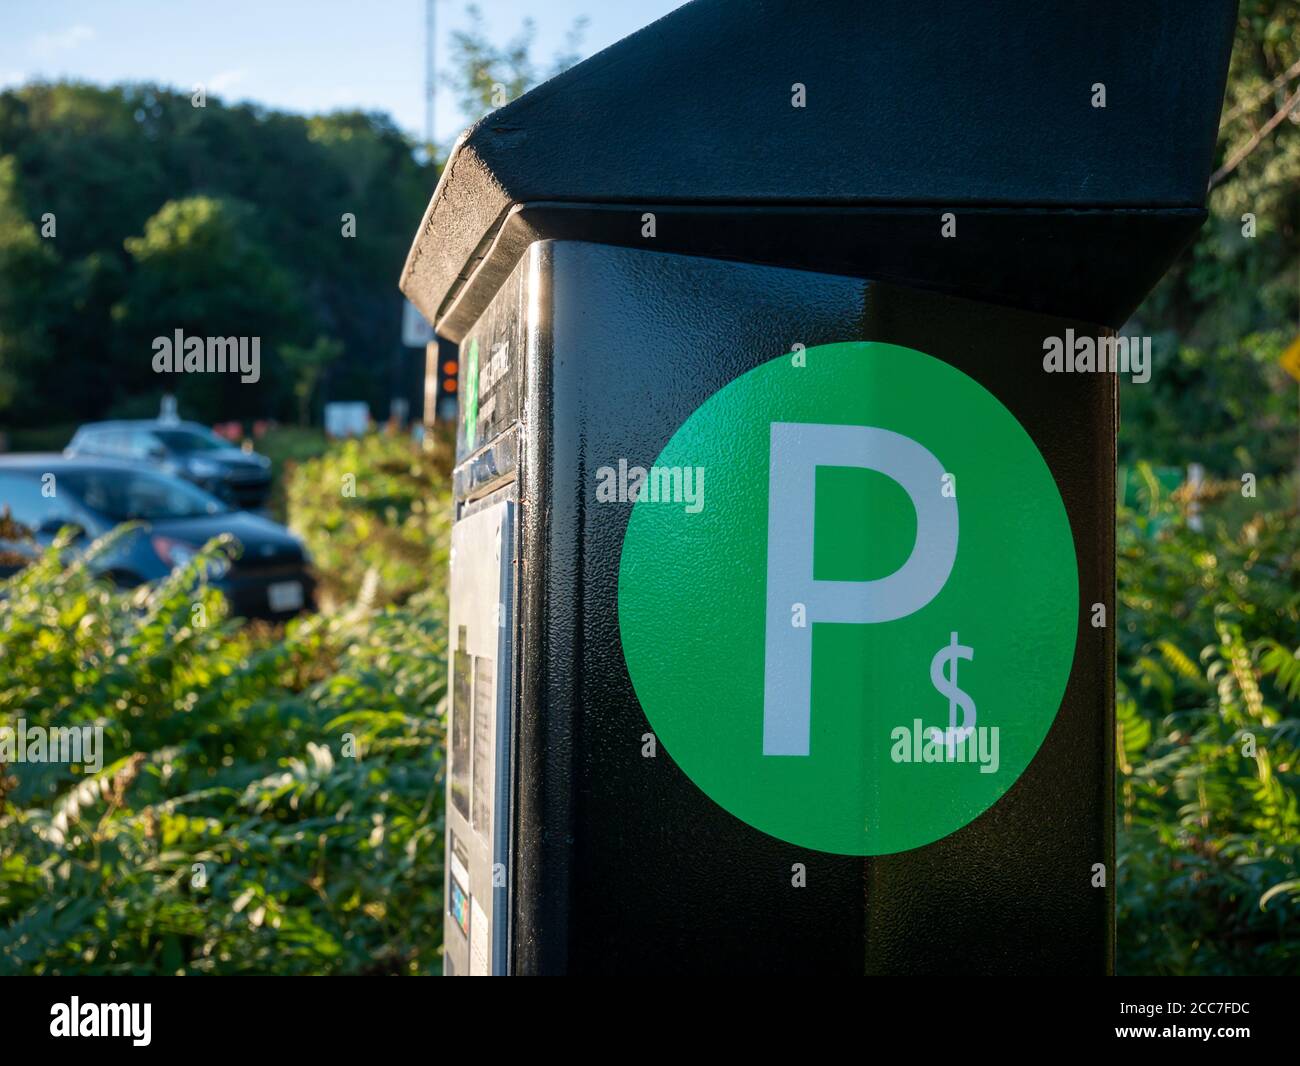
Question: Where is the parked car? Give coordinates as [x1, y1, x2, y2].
[65, 420, 273, 509]
[0, 455, 313, 620]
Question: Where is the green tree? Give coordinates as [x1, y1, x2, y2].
[0, 82, 439, 432]
[113, 196, 305, 422]
[443, 3, 587, 125]
[0, 155, 57, 418]
[281, 335, 344, 427]
[1122, 0, 1300, 477]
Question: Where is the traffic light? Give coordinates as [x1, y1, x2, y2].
[424, 337, 460, 425]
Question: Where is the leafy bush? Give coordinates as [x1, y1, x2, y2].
[287, 431, 452, 611]
[0, 479, 449, 974]
[9, 432, 1300, 975]
[254, 425, 330, 521]
[1117, 465, 1300, 975]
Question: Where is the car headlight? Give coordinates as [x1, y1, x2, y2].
[151, 536, 229, 578]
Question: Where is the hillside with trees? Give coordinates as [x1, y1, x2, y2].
[0, 84, 435, 438]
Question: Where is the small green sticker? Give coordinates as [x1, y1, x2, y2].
[617, 342, 1078, 855]
[465, 337, 479, 450]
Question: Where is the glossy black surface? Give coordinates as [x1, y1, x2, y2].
[402, 0, 1236, 337]
[423, 0, 1235, 977]
[505, 241, 1113, 974]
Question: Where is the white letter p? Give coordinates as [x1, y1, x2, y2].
[763, 422, 957, 755]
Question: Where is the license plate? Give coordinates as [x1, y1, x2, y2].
[267, 580, 304, 612]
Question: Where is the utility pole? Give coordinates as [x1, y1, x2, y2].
[425, 0, 437, 159]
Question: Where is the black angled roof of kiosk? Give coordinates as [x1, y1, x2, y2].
[400, 0, 1237, 340]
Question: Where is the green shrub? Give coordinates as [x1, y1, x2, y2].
[1117, 465, 1300, 975]
[254, 426, 330, 521]
[286, 431, 452, 611]
[0, 476, 449, 974]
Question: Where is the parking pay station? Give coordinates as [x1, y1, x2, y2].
[400, 0, 1236, 974]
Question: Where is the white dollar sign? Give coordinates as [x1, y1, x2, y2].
[930, 631, 975, 757]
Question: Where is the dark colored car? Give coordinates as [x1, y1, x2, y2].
[65, 420, 272, 510]
[0, 456, 313, 620]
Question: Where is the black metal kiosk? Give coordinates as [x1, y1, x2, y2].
[401, 0, 1236, 975]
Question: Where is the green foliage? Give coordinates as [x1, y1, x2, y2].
[1117, 469, 1300, 974]
[0, 154, 57, 412]
[0, 441, 450, 975]
[1114, 3, 1300, 973]
[114, 195, 303, 422]
[0, 83, 437, 428]
[280, 336, 344, 427]
[286, 432, 452, 611]
[257, 425, 331, 468]
[255, 425, 330, 522]
[0, 0, 1296, 979]
[1120, 0, 1300, 478]
[1119, 332, 1299, 477]
[443, 3, 587, 127]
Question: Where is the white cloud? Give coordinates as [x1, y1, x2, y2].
[30, 24, 95, 60]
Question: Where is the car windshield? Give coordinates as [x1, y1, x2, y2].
[152, 428, 230, 453]
[60, 468, 230, 521]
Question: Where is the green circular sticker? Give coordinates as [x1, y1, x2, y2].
[618, 342, 1077, 855]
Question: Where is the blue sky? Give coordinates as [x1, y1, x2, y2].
[0, 0, 686, 144]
